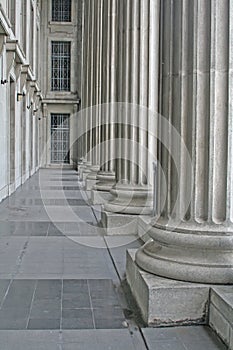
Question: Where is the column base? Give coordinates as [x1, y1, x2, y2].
[101, 210, 138, 235]
[86, 165, 100, 190]
[104, 184, 153, 215]
[91, 189, 113, 205]
[77, 159, 87, 177]
[78, 165, 87, 180]
[95, 171, 115, 192]
[126, 250, 210, 326]
[86, 177, 98, 190]
[77, 158, 85, 168]
[82, 166, 92, 181]
[136, 220, 233, 284]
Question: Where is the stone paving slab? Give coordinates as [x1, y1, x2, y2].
[0, 330, 138, 350]
[0, 221, 102, 237]
[0, 279, 125, 330]
[5, 199, 89, 207]
[142, 326, 227, 350]
[12, 190, 87, 199]
[105, 236, 142, 279]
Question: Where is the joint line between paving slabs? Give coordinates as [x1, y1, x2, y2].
[60, 279, 64, 330]
[87, 280, 96, 329]
[26, 280, 38, 329]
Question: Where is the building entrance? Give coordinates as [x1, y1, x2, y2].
[51, 114, 70, 164]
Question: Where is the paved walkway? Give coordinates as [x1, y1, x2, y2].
[0, 169, 226, 349]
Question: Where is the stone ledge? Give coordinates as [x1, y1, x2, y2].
[209, 287, 233, 349]
[126, 249, 210, 326]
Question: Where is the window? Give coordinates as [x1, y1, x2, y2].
[52, 0, 71, 22]
[51, 41, 71, 91]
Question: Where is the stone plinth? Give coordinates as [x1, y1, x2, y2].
[101, 211, 138, 235]
[91, 189, 113, 205]
[126, 250, 210, 326]
[86, 165, 100, 190]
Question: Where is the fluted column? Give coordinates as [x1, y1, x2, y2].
[95, 0, 117, 191]
[81, 0, 94, 179]
[79, 0, 92, 179]
[136, 0, 233, 284]
[78, 0, 87, 169]
[86, 0, 102, 187]
[104, 0, 159, 215]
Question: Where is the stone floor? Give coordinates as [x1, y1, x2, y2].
[0, 168, 227, 349]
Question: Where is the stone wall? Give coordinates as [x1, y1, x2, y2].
[0, 0, 42, 202]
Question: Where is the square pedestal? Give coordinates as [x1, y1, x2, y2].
[78, 166, 86, 180]
[82, 171, 91, 181]
[91, 190, 113, 205]
[85, 178, 97, 190]
[126, 250, 210, 326]
[101, 210, 138, 235]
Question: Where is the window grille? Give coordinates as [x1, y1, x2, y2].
[52, 0, 71, 22]
[51, 114, 70, 164]
[51, 41, 71, 91]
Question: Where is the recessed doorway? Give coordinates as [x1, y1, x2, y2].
[50, 114, 70, 164]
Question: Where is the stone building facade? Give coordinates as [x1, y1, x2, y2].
[0, 0, 42, 202]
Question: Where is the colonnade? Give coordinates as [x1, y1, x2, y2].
[79, 0, 233, 284]
[79, 0, 160, 214]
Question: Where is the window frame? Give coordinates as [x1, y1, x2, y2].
[51, 41, 71, 92]
[51, 0, 72, 23]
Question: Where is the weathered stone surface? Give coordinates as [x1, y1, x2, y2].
[126, 250, 210, 326]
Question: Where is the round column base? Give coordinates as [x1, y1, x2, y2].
[104, 184, 153, 215]
[136, 220, 233, 284]
[95, 171, 116, 192]
[86, 165, 100, 181]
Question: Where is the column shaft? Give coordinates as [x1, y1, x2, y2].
[136, 0, 233, 284]
[96, 0, 118, 191]
[104, 0, 160, 215]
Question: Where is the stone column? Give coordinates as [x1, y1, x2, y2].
[78, 0, 87, 170]
[136, 0, 233, 284]
[95, 0, 117, 192]
[81, 0, 93, 179]
[79, 0, 91, 179]
[86, 0, 102, 189]
[103, 0, 159, 225]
